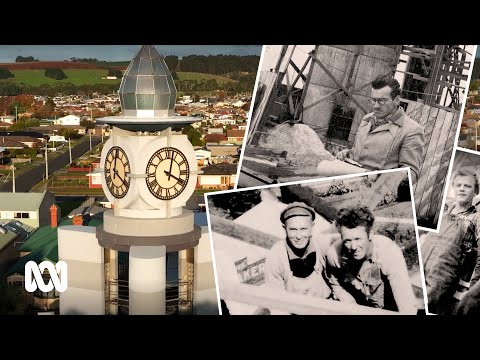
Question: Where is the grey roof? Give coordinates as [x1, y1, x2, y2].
[119, 45, 177, 117]
[0, 191, 48, 212]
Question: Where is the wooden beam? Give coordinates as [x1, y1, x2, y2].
[285, 54, 312, 100]
[221, 282, 400, 315]
[210, 215, 282, 250]
[244, 146, 287, 158]
[288, 59, 307, 82]
[311, 57, 370, 114]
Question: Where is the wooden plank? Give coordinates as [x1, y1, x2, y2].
[406, 101, 421, 123]
[244, 146, 287, 158]
[428, 113, 459, 225]
[239, 167, 275, 187]
[413, 106, 438, 195]
[419, 103, 432, 128]
[289, 59, 307, 82]
[431, 103, 461, 114]
[438, 70, 468, 81]
[247, 71, 278, 145]
[311, 57, 369, 114]
[402, 46, 437, 56]
[210, 215, 282, 250]
[418, 111, 454, 219]
[285, 54, 312, 99]
[414, 108, 445, 208]
[220, 282, 400, 315]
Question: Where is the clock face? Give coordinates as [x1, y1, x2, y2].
[146, 147, 190, 200]
[104, 146, 131, 199]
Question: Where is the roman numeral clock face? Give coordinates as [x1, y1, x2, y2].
[104, 146, 131, 198]
[146, 147, 190, 200]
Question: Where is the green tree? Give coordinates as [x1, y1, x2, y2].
[15, 55, 38, 62]
[107, 69, 122, 78]
[0, 68, 14, 79]
[80, 119, 95, 129]
[45, 68, 67, 80]
[165, 55, 179, 71]
[182, 125, 204, 146]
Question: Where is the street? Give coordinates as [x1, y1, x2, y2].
[0, 136, 102, 192]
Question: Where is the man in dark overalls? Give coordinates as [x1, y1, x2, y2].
[421, 168, 480, 315]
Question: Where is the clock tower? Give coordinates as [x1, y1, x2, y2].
[96, 45, 202, 315]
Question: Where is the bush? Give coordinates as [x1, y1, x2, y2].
[0, 68, 14, 79]
[45, 68, 67, 80]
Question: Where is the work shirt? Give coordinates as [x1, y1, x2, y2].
[352, 107, 425, 183]
[326, 234, 417, 314]
[264, 236, 332, 314]
[421, 201, 480, 314]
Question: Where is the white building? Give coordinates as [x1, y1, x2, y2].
[54, 115, 81, 126]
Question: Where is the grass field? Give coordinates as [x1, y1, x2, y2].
[0, 70, 236, 86]
[176, 72, 236, 84]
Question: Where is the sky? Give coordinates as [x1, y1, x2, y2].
[0, 45, 263, 63]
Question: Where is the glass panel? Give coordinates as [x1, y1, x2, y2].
[138, 58, 153, 75]
[166, 75, 177, 95]
[126, 57, 141, 76]
[154, 75, 169, 93]
[137, 94, 154, 109]
[152, 59, 168, 76]
[154, 92, 169, 110]
[122, 76, 137, 94]
[123, 94, 136, 109]
[136, 76, 154, 94]
[169, 91, 176, 109]
[139, 45, 151, 59]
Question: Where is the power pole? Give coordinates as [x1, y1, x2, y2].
[45, 141, 49, 180]
[12, 165, 15, 193]
[69, 137, 72, 164]
[89, 131, 92, 151]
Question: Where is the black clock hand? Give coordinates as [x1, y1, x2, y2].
[113, 149, 119, 179]
[114, 169, 128, 186]
[164, 170, 181, 182]
[168, 155, 174, 181]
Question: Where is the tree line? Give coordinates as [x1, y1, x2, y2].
[0, 74, 256, 96]
[164, 54, 260, 75]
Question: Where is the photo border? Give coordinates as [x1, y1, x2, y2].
[205, 166, 429, 315]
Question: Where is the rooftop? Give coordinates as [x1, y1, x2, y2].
[0, 191, 50, 212]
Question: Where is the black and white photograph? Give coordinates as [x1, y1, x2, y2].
[420, 148, 480, 315]
[239, 45, 475, 230]
[207, 168, 425, 315]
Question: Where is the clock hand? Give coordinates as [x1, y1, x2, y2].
[168, 155, 174, 181]
[113, 149, 119, 179]
[114, 169, 129, 186]
[164, 170, 181, 182]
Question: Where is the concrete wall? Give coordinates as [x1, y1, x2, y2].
[58, 226, 105, 315]
[193, 227, 219, 315]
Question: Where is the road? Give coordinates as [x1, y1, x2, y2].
[0, 136, 102, 192]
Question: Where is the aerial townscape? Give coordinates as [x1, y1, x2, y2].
[459, 53, 480, 151]
[0, 45, 260, 315]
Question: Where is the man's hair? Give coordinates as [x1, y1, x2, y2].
[335, 206, 375, 233]
[452, 168, 479, 195]
[371, 75, 401, 99]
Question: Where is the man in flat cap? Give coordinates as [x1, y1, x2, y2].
[259, 202, 332, 314]
[326, 206, 417, 314]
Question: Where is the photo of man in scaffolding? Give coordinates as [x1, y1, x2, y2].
[240, 45, 474, 230]
[208, 168, 425, 315]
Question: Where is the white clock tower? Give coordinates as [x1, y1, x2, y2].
[96, 45, 202, 315]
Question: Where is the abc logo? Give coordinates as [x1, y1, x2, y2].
[24, 261, 68, 293]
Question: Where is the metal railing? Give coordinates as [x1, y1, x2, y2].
[105, 278, 194, 315]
